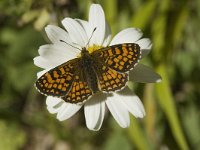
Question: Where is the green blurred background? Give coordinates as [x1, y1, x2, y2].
[0, 0, 200, 149]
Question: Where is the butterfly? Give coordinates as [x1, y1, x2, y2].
[35, 43, 141, 104]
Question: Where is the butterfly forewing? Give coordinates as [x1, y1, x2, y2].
[92, 43, 141, 73]
[35, 58, 79, 97]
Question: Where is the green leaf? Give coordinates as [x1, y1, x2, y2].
[155, 64, 189, 149]
[103, 131, 132, 150]
[151, 0, 170, 62]
[131, 0, 157, 29]
[171, 5, 188, 44]
[143, 84, 157, 148]
[181, 103, 200, 148]
[0, 120, 26, 150]
[127, 117, 150, 150]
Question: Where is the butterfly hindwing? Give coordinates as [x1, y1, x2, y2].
[92, 43, 141, 73]
[62, 69, 93, 103]
[35, 58, 79, 97]
[94, 62, 129, 92]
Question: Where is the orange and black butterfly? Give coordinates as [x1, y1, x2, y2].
[35, 43, 141, 104]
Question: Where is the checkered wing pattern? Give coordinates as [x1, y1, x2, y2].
[94, 62, 128, 92]
[92, 43, 141, 73]
[35, 58, 79, 97]
[62, 71, 93, 103]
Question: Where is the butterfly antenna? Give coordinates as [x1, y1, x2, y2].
[86, 27, 97, 47]
[60, 40, 81, 51]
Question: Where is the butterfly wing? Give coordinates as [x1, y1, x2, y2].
[62, 69, 93, 104]
[35, 58, 79, 97]
[92, 43, 141, 73]
[93, 61, 129, 92]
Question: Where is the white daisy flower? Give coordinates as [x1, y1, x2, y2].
[34, 4, 161, 131]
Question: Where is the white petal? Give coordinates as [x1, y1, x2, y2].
[84, 93, 106, 131]
[46, 96, 62, 106]
[116, 88, 145, 118]
[38, 44, 79, 66]
[136, 38, 151, 50]
[46, 106, 59, 114]
[33, 56, 55, 69]
[45, 25, 72, 44]
[37, 69, 48, 78]
[136, 38, 152, 58]
[46, 97, 82, 120]
[106, 94, 130, 128]
[141, 46, 152, 58]
[88, 4, 106, 46]
[110, 28, 143, 45]
[57, 103, 82, 121]
[129, 64, 162, 83]
[47, 103, 65, 114]
[46, 97, 65, 114]
[62, 18, 88, 47]
[102, 22, 112, 47]
[75, 19, 90, 40]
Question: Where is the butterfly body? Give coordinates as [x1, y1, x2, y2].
[35, 43, 141, 104]
[79, 47, 99, 94]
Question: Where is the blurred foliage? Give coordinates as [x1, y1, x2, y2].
[0, 0, 200, 149]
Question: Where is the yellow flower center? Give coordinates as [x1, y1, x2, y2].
[88, 45, 103, 53]
[77, 45, 103, 57]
